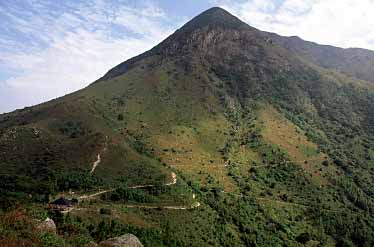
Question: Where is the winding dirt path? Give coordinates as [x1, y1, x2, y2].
[78, 189, 114, 200]
[128, 172, 177, 189]
[215, 191, 337, 213]
[80, 172, 177, 200]
[90, 154, 101, 175]
[255, 197, 337, 212]
[89, 136, 108, 175]
[78, 172, 200, 210]
[249, 156, 325, 169]
[123, 201, 201, 210]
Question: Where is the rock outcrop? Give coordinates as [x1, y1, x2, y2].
[99, 234, 143, 247]
[35, 217, 57, 234]
[84, 241, 99, 247]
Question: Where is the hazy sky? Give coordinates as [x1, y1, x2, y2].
[1, 0, 374, 113]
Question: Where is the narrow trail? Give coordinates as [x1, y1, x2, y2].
[171, 157, 324, 170]
[89, 136, 108, 175]
[123, 201, 201, 210]
[89, 154, 101, 175]
[256, 197, 312, 209]
[82, 153, 324, 209]
[128, 172, 177, 189]
[250, 156, 325, 169]
[73, 201, 201, 214]
[216, 191, 338, 213]
[255, 197, 338, 213]
[77, 172, 200, 210]
[78, 188, 114, 200]
[221, 191, 243, 197]
[79, 173, 177, 200]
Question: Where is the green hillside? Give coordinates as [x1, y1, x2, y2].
[1, 7, 374, 247]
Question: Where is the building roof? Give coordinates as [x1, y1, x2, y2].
[50, 197, 72, 206]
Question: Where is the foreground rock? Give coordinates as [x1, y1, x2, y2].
[35, 217, 57, 234]
[99, 234, 143, 247]
[84, 241, 98, 247]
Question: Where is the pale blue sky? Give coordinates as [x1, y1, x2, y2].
[1, 0, 374, 113]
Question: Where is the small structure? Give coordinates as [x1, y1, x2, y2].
[48, 197, 73, 212]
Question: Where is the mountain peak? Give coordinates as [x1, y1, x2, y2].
[200, 6, 232, 16]
[180, 7, 248, 32]
[99, 7, 251, 81]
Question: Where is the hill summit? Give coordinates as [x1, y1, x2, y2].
[1, 7, 374, 247]
[100, 7, 252, 81]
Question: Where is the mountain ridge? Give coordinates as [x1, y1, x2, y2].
[100, 7, 374, 84]
[99, 7, 250, 81]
